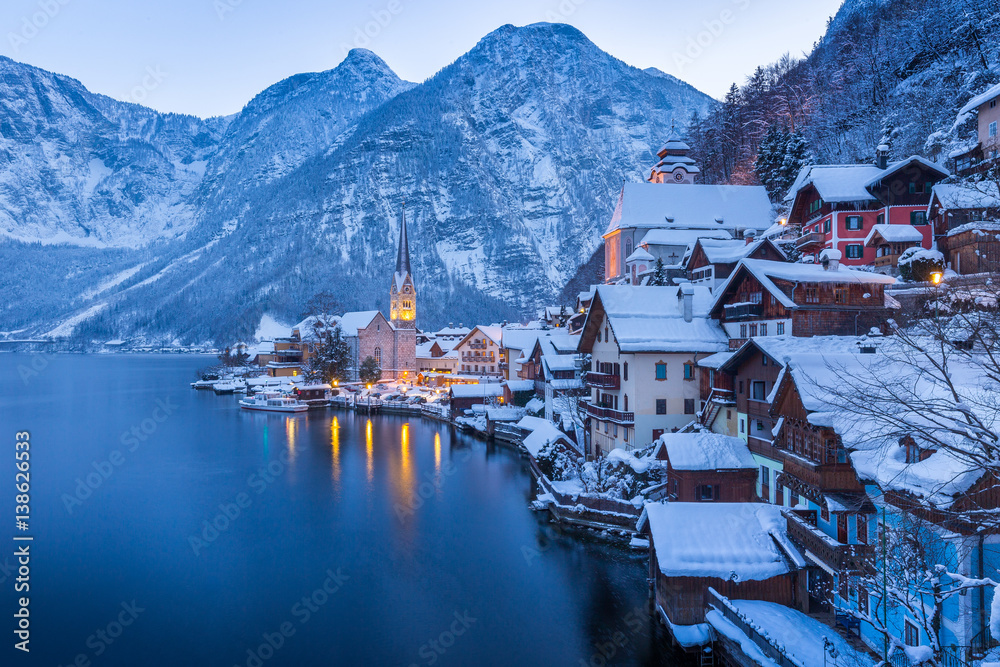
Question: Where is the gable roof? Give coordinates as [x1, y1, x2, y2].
[785, 157, 950, 205]
[581, 285, 728, 354]
[605, 182, 773, 237]
[338, 311, 384, 336]
[691, 237, 788, 266]
[709, 258, 896, 315]
[455, 325, 502, 349]
[930, 182, 1000, 210]
[959, 81, 1000, 116]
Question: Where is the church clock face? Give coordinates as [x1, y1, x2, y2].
[673, 171, 685, 182]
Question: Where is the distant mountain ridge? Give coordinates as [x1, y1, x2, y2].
[0, 23, 715, 344]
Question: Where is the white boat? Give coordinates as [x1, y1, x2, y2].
[239, 392, 308, 413]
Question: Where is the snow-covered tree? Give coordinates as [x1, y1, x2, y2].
[359, 355, 381, 385]
[306, 323, 351, 383]
[649, 257, 668, 286]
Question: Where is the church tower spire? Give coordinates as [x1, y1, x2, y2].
[648, 121, 700, 184]
[390, 206, 416, 328]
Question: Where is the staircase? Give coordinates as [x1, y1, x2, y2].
[699, 646, 714, 666]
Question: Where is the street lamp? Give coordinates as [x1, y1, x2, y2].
[930, 271, 942, 285]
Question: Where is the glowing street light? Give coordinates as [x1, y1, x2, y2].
[930, 271, 943, 285]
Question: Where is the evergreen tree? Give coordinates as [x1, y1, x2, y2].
[306, 323, 351, 383]
[359, 356, 382, 386]
[649, 257, 668, 286]
[754, 126, 788, 199]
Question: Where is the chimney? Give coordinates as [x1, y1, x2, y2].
[744, 229, 757, 246]
[820, 248, 842, 271]
[680, 283, 695, 322]
[875, 144, 889, 170]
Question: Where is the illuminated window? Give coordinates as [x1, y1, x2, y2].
[374, 348, 382, 366]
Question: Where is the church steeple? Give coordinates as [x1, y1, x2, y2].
[390, 206, 416, 328]
[649, 121, 700, 184]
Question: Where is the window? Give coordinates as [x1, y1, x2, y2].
[751, 381, 766, 401]
[845, 244, 864, 259]
[857, 515, 868, 544]
[697, 485, 715, 501]
[823, 219, 831, 233]
[805, 287, 819, 304]
[835, 287, 848, 304]
[749, 323, 758, 337]
[760, 323, 768, 336]
[623, 362, 628, 381]
[740, 418, 745, 434]
[623, 395, 628, 411]
[905, 620, 920, 647]
[809, 199, 824, 214]
[911, 211, 927, 225]
[683, 362, 694, 380]
[684, 399, 695, 414]
[374, 347, 382, 366]
[756, 419, 765, 432]
[774, 480, 783, 505]
[877, 212, 885, 225]
[655, 362, 667, 380]
[613, 423, 618, 437]
[740, 324, 747, 338]
[821, 504, 830, 522]
[845, 215, 863, 231]
[777, 322, 785, 335]
[604, 326, 609, 342]
[762, 355, 768, 366]
[623, 428, 629, 443]
[991, 121, 998, 138]
[760, 466, 769, 489]
[738, 380, 744, 394]
[655, 399, 667, 415]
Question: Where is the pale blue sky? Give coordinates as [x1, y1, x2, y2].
[1, 0, 845, 118]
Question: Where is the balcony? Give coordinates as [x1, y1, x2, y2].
[583, 402, 634, 425]
[723, 302, 761, 320]
[870, 253, 902, 268]
[796, 231, 826, 250]
[585, 371, 620, 389]
[781, 455, 864, 492]
[784, 510, 869, 572]
[467, 342, 488, 350]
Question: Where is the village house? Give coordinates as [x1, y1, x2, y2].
[451, 325, 503, 378]
[686, 233, 788, 292]
[928, 182, 1000, 275]
[785, 151, 949, 267]
[953, 82, 1000, 176]
[519, 331, 583, 429]
[499, 325, 542, 381]
[651, 431, 758, 503]
[415, 339, 458, 376]
[603, 133, 774, 284]
[448, 382, 505, 415]
[638, 502, 804, 654]
[578, 284, 728, 455]
[708, 255, 898, 349]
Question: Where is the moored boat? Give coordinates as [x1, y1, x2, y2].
[239, 392, 308, 413]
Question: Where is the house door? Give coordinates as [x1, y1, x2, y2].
[837, 513, 848, 544]
[651, 429, 664, 443]
[808, 569, 833, 613]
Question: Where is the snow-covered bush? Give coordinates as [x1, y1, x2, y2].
[898, 248, 944, 282]
[580, 450, 663, 499]
[535, 442, 580, 482]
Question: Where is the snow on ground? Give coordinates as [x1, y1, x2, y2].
[254, 314, 292, 341]
[722, 599, 875, 667]
[44, 302, 109, 338]
[78, 262, 150, 301]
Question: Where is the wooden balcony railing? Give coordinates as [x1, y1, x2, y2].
[585, 371, 620, 389]
[780, 455, 863, 492]
[796, 231, 826, 249]
[583, 402, 634, 425]
[784, 510, 869, 572]
[723, 302, 762, 320]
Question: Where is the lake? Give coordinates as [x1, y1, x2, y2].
[0, 354, 680, 666]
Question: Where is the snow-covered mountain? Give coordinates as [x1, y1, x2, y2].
[0, 23, 714, 343]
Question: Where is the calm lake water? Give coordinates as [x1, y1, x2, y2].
[1, 354, 679, 666]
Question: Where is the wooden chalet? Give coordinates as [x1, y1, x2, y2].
[708, 257, 897, 349]
[651, 432, 758, 503]
[686, 235, 787, 292]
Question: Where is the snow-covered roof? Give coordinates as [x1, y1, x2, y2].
[959, 81, 1000, 116]
[714, 259, 895, 310]
[501, 327, 541, 352]
[710, 599, 875, 667]
[654, 432, 757, 471]
[337, 311, 382, 336]
[504, 379, 534, 392]
[435, 326, 471, 338]
[784, 163, 884, 203]
[473, 325, 502, 346]
[449, 383, 505, 399]
[639, 228, 734, 248]
[931, 182, 1000, 210]
[863, 156, 949, 189]
[605, 183, 773, 236]
[542, 354, 578, 372]
[625, 246, 655, 263]
[863, 224, 924, 245]
[643, 502, 803, 581]
[592, 285, 728, 354]
[946, 221, 1000, 237]
[516, 416, 572, 457]
[697, 350, 735, 370]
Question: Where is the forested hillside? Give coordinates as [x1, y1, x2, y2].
[686, 0, 1000, 198]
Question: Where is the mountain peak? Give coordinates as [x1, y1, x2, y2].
[340, 48, 395, 74]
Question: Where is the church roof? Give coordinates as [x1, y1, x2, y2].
[395, 208, 411, 279]
[604, 183, 773, 237]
